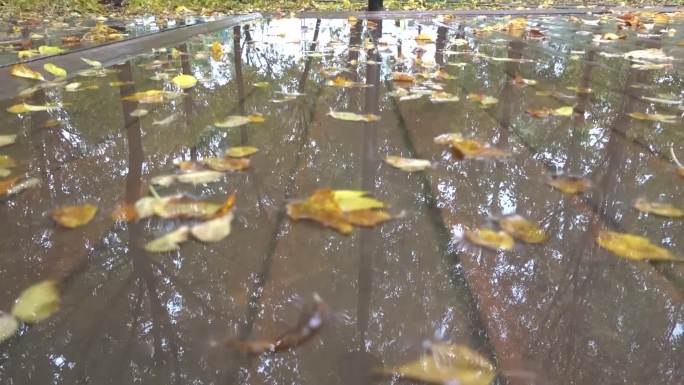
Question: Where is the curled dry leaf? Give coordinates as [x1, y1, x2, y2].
[11, 64, 44, 81]
[633, 198, 683, 218]
[52, 204, 98, 228]
[172, 74, 197, 89]
[191, 211, 234, 242]
[0, 312, 18, 343]
[384, 155, 432, 172]
[11, 280, 60, 323]
[144, 226, 190, 253]
[547, 175, 591, 194]
[43, 63, 66, 78]
[328, 111, 381, 122]
[287, 189, 390, 235]
[596, 230, 681, 261]
[225, 146, 258, 158]
[383, 343, 495, 385]
[499, 215, 548, 243]
[465, 228, 514, 251]
[226, 294, 329, 355]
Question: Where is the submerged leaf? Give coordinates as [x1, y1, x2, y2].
[596, 231, 681, 261]
[11, 280, 60, 323]
[11, 64, 44, 81]
[465, 228, 514, 250]
[225, 146, 259, 158]
[172, 74, 197, 89]
[144, 226, 190, 252]
[633, 198, 683, 218]
[52, 204, 98, 228]
[0, 312, 18, 343]
[191, 211, 234, 242]
[547, 175, 591, 194]
[499, 215, 548, 243]
[43, 63, 67, 78]
[328, 111, 380, 122]
[384, 155, 432, 172]
[384, 343, 495, 385]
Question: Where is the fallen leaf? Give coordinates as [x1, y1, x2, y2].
[5, 177, 40, 196]
[11, 280, 60, 323]
[641, 96, 682, 105]
[430, 91, 460, 103]
[122, 90, 184, 104]
[111, 203, 138, 222]
[566, 86, 592, 94]
[624, 48, 672, 62]
[328, 111, 380, 122]
[152, 170, 224, 186]
[465, 228, 514, 250]
[0, 155, 16, 169]
[450, 139, 509, 159]
[0, 312, 18, 343]
[392, 72, 415, 83]
[253, 81, 270, 88]
[7, 103, 53, 114]
[383, 343, 496, 385]
[215, 115, 251, 128]
[130, 108, 148, 117]
[466, 93, 498, 107]
[81, 57, 102, 67]
[0, 177, 19, 195]
[628, 112, 677, 124]
[553, 106, 575, 117]
[326, 76, 369, 88]
[499, 215, 548, 243]
[65, 82, 81, 92]
[144, 226, 190, 252]
[152, 113, 178, 126]
[0, 135, 17, 147]
[633, 198, 683, 218]
[384, 155, 432, 171]
[211, 41, 223, 60]
[415, 32, 434, 43]
[10, 64, 44, 81]
[547, 175, 591, 194]
[37, 45, 64, 55]
[172, 74, 197, 89]
[333, 190, 385, 212]
[43, 63, 66, 78]
[191, 211, 234, 242]
[225, 146, 259, 158]
[596, 231, 681, 261]
[52, 204, 98, 228]
[203, 157, 250, 171]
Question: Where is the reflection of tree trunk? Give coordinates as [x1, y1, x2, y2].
[116, 61, 144, 202]
[233, 26, 247, 145]
[298, 19, 321, 93]
[435, 26, 448, 66]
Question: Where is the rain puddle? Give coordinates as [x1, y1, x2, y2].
[1, 11, 683, 385]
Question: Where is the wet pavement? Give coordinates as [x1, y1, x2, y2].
[0, 11, 683, 385]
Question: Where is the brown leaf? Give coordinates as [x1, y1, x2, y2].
[547, 175, 591, 194]
[499, 215, 548, 243]
[52, 204, 98, 228]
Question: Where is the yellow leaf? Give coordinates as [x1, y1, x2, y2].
[17, 50, 38, 59]
[628, 112, 677, 124]
[253, 81, 270, 88]
[52, 204, 98, 228]
[172, 74, 197, 89]
[552, 106, 575, 117]
[11, 280, 60, 323]
[499, 215, 548, 243]
[43, 63, 67, 78]
[81, 57, 102, 67]
[430, 91, 460, 103]
[465, 228, 514, 250]
[0, 155, 16, 169]
[383, 343, 495, 385]
[0, 312, 18, 343]
[415, 32, 434, 43]
[384, 155, 432, 171]
[547, 175, 591, 194]
[392, 72, 415, 82]
[122, 90, 184, 103]
[328, 111, 380, 122]
[596, 231, 681, 261]
[333, 190, 385, 212]
[248, 113, 266, 123]
[345, 209, 391, 227]
[38, 45, 65, 55]
[10, 64, 44, 81]
[450, 139, 509, 159]
[225, 146, 259, 158]
[202, 157, 250, 172]
[466, 93, 498, 106]
[111, 203, 138, 222]
[211, 41, 223, 60]
[144, 226, 190, 252]
[191, 211, 234, 242]
[7, 103, 52, 114]
[0, 135, 17, 148]
[633, 198, 683, 218]
[215, 115, 252, 128]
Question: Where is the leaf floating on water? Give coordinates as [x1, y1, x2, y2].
[130, 108, 148, 117]
[0, 312, 18, 343]
[628, 112, 677, 124]
[111, 203, 138, 222]
[553, 106, 575, 117]
[215, 115, 255, 128]
[172, 74, 197, 89]
[465, 228, 514, 251]
[450, 139, 509, 160]
[547, 175, 591, 194]
[596, 231, 681, 261]
[152, 113, 178, 126]
[122, 90, 184, 104]
[52, 204, 98, 228]
[38, 45, 65, 55]
[0, 155, 16, 169]
[392, 72, 415, 83]
[211, 41, 223, 61]
[203, 157, 250, 171]
[633, 198, 683, 218]
[466, 93, 498, 107]
[7, 103, 53, 114]
[499, 215, 548, 243]
[623, 48, 672, 63]
[43, 63, 67, 78]
[225, 146, 258, 158]
[415, 32, 435, 43]
[152, 170, 224, 186]
[287, 189, 391, 235]
[328, 111, 380, 122]
[11, 280, 60, 323]
[11, 64, 44, 81]
[81, 57, 102, 68]
[144, 226, 190, 253]
[0, 135, 17, 148]
[253, 81, 270, 88]
[566, 86, 592, 94]
[6, 177, 40, 196]
[326, 76, 370, 88]
[641, 96, 682, 105]
[65, 82, 81, 92]
[383, 343, 496, 385]
[191, 211, 234, 242]
[384, 155, 432, 172]
[434, 132, 464, 145]
[0, 177, 19, 195]
[430, 91, 460, 103]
